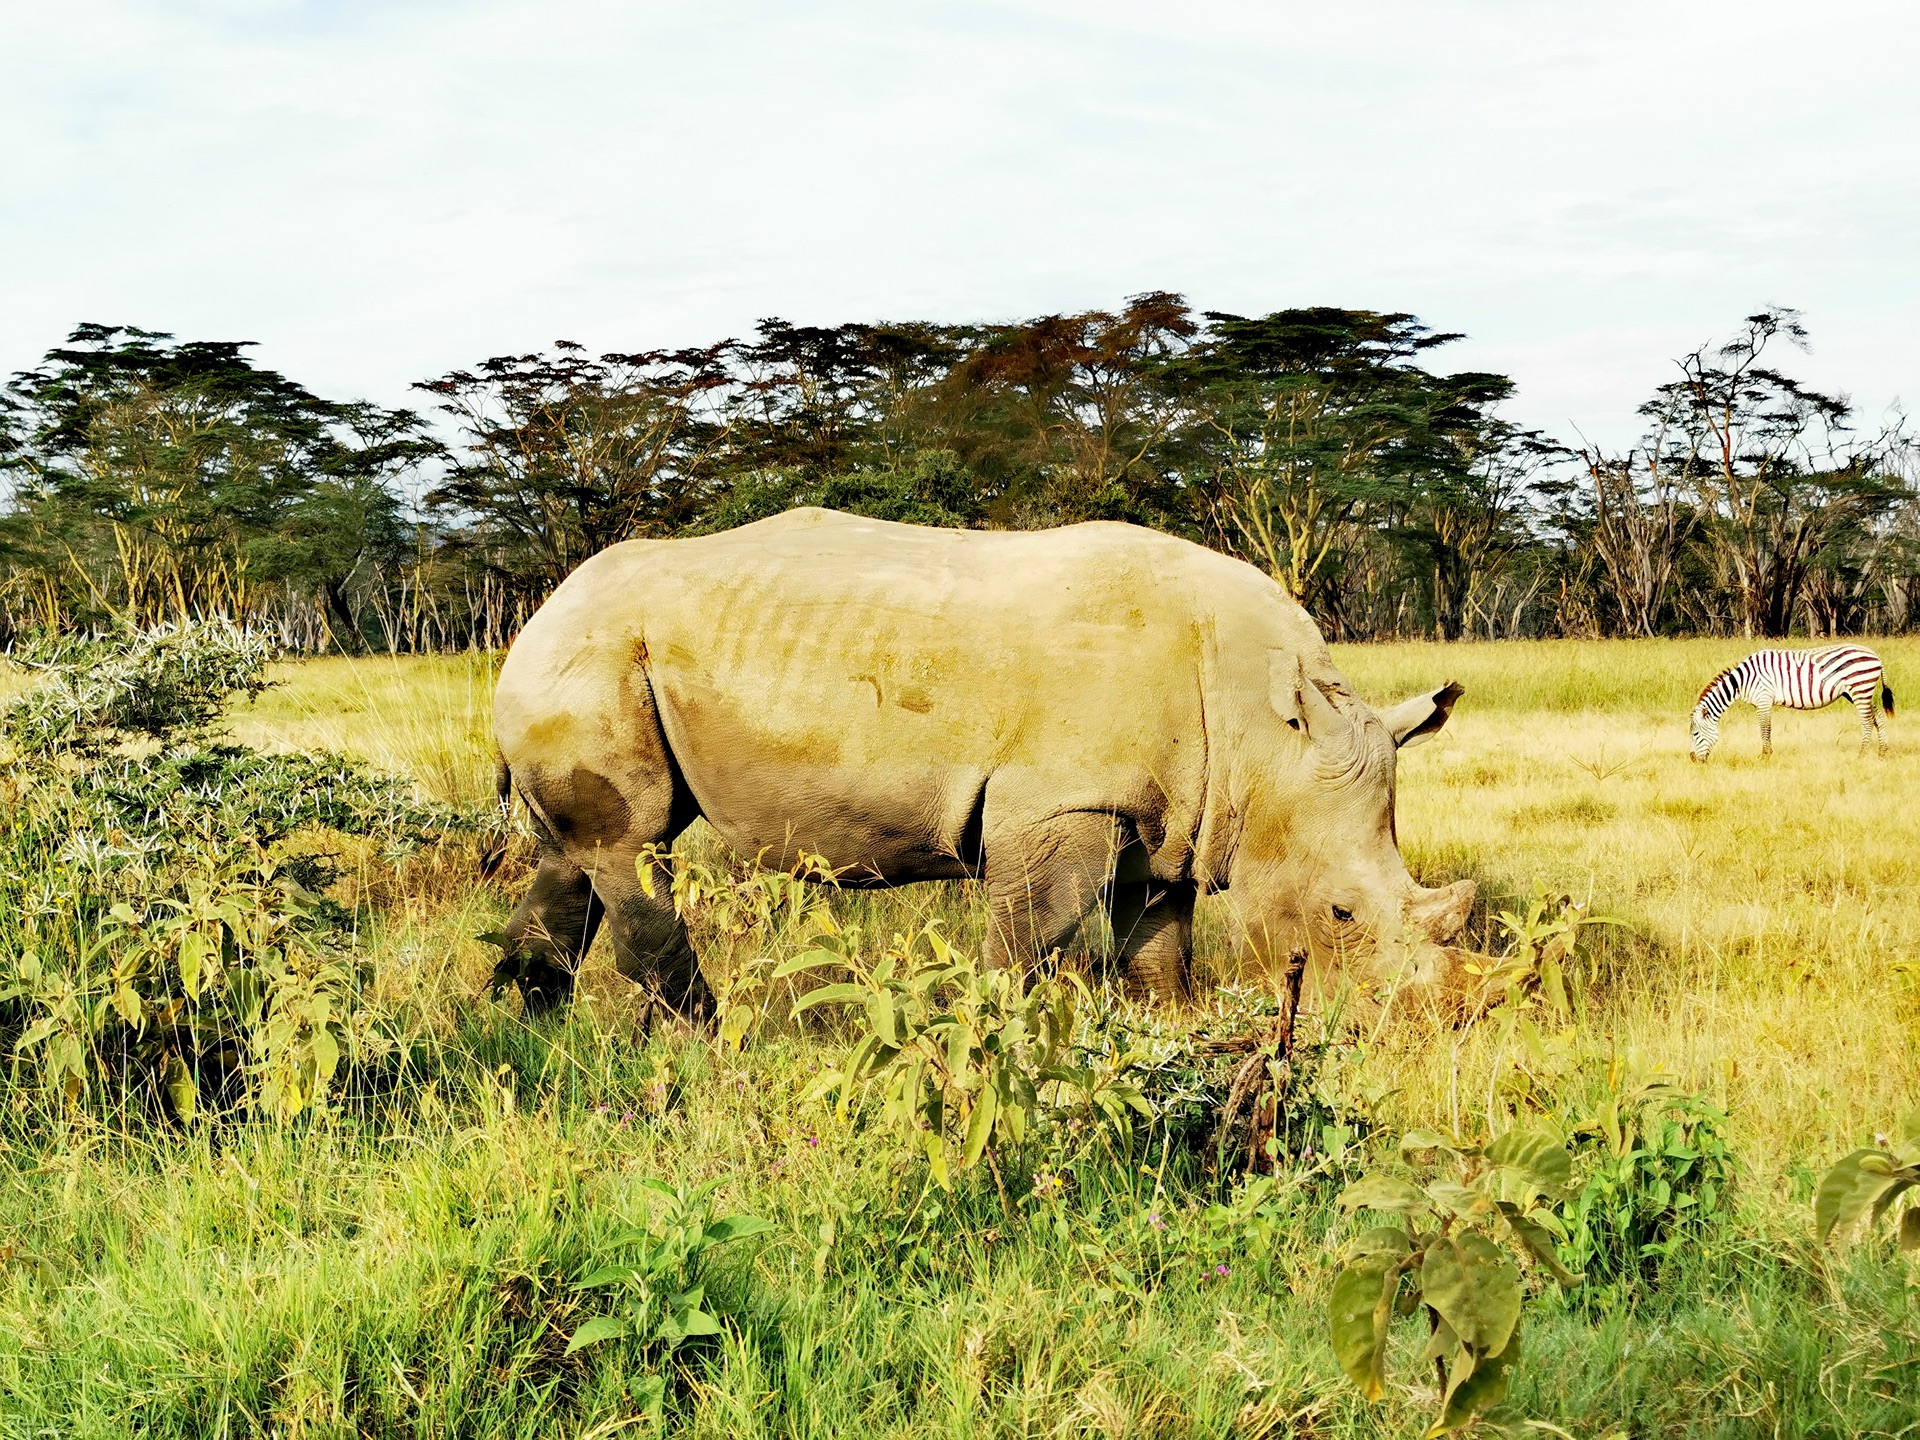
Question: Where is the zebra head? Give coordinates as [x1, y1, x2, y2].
[1689, 704, 1718, 761]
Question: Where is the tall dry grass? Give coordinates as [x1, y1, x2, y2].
[246, 637, 1920, 1182]
[1336, 638, 1920, 1184]
[6, 635, 1918, 1438]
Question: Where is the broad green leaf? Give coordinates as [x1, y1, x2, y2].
[771, 949, 845, 979]
[924, 1125, 951, 1190]
[565, 1315, 631, 1353]
[1901, 1206, 1920, 1252]
[578, 1264, 643, 1289]
[790, 983, 870, 1016]
[1399, 1127, 1461, 1155]
[719, 1005, 754, 1052]
[1425, 1180, 1495, 1221]
[1497, 1202, 1582, 1286]
[310, 1026, 341, 1086]
[1870, 1178, 1915, 1231]
[162, 1052, 196, 1122]
[961, 1083, 997, 1171]
[1418, 1314, 1462, 1367]
[1432, 1321, 1520, 1436]
[1338, 1173, 1428, 1215]
[178, 931, 207, 1000]
[798, 1068, 844, 1107]
[630, 1374, 666, 1423]
[1347, 1226, 1413, 1259]
[15, 1016, 61, 1051]
[1421, 1232, 1521, 1358]
[1484, 1125, 1573, 1198]
[870, 989, 899, 1046]
[668, 1306, 723, 1341]
[1816, 1150, 1901, 1242]
[703, 1215, 775, 1245]
[1328, 1253, 1401, 1401]
[677, 1280, 709, 1309]
[947, 1021, 973, 1079]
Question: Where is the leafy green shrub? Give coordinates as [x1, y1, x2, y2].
[1329, 1124, 1580, 1434]
[1560, 1086, 1736, 1293]
[1816, 1110, 1920, 1249]
[633, 842, 839, 1051]
[784, 918, 1153, 1201]
[0, 621, 475, 1119]
[567, 1176, 773, 1420]
[1463, 883, 1616, 1024]
[1458, 886, 1736, 1301]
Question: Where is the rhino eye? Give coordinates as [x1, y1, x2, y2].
[1331, 904, 1354, 924]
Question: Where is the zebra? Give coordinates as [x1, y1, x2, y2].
[1689, 645, 1894, 761]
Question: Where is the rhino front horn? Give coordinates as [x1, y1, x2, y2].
[1409, 879, 1475, 944]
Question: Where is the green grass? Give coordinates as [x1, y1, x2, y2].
[6, 638, 1920, 1438]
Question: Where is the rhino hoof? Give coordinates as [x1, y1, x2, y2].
[515, 961, 577, 1015]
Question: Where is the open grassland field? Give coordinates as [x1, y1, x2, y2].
[4, 638, 1919, 1439]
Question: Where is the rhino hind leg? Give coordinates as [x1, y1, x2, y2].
[501, 670, 708, 1019]
[598, 861, 713, 1026]
[501, 851, 607, 1014]
[1108, 879, 1195, 1003]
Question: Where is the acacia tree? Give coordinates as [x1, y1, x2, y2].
[0, 325, 431, 639]
[1568, 416, 1694, 638]
[417, 342, 733, 601]
[1661, 309, 1910, 637]
[1397, 419, 1557, 640]
[1183, 308, 1509, 619]
[941, 292, 1198, 526]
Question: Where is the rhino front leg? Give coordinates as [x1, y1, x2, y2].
[983, 810, 1124, 970]
[1108, 879, 1195, 1003]
[596, 858, 713, 1027]
[500, 850, 606, 1013]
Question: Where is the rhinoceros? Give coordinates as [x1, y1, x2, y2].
[490, 507, 1473, 1018]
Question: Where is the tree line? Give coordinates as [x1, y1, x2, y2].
[2, 298, 1913, 651]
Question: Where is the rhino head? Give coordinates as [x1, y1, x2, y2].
[1229, 665, 1475, 1017]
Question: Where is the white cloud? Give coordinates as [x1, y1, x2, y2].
[3, 0, 1915, 447]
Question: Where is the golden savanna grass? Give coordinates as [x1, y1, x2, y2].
[1338, 638, 1920, 1192]
[250, 637, 1920, 1193]
[10, 634, 1919, 1438]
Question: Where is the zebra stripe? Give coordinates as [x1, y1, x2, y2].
[1690, 645, 1893, 759]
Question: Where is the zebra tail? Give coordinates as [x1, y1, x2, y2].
[1883, 682, 1896, 717]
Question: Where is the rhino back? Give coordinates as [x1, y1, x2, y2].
[498, 509, 1305, 881]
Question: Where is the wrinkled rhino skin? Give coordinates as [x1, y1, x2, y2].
[491, 508, 1473, 1018]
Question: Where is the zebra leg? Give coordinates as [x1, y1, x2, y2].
[1860, 691, 1885, 756]
[1756, 697, 1773, 758]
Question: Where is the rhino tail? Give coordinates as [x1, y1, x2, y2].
[480, 752, 514, 880]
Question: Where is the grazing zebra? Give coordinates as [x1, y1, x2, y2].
[1689, 645, 1894, 760]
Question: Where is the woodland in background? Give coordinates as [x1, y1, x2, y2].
[2, 298, 1914, 652]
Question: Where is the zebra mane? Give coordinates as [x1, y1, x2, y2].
[1695, 662, 1743, 710]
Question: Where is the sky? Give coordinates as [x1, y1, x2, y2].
[3, 0, 1917, 450]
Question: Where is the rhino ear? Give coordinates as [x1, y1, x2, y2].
[1270, 653, 1356, 749]
[1378, 681, 1464, 749]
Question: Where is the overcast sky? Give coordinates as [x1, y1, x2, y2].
[4, 0, 1916, 449]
